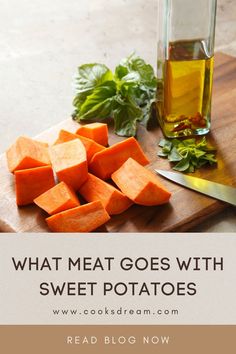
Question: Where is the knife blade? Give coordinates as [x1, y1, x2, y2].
[155, 169, 236, 206]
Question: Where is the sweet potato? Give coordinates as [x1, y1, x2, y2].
[76, 123, 108, 146]
[54, 130, 105, 162]
[49, 139, 88, 190]
[111, 158, 171, 206]
[53, 130, 77, 145]
[34, 181, 80, 215]
[46, 201, 110, 232]
[6, 136, 50, 173]
[15, 166, 55, 206]
[79, 173, 133, 215]
[89, 137, 149, 180]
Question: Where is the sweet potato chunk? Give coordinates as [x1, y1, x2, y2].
[89, 137, 149, 180]
[34, 181, 80, 215]
[46, 201, 110, 232]
[6, 136, 50, 173]
[111, 158, 171, 206]
[54, 129, 105, 162]
[79, 173, 133, 215]
[76, 122, 108, 146]
[49, 139, 88, 190]
[15, 166, 55, 206]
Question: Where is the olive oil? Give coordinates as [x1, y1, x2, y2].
[157, 39, 214, 138]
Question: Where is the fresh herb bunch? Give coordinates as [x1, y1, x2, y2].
[72, 53, 157, 137]
[158, 137, 217, 173]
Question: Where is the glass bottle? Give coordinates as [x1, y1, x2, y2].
[156, 0, 217, 138]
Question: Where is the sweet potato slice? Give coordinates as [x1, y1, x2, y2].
[6, 136, 50, 173]
[89, 137, 149, 180]
[111, 158, 171, 206]
[49, 139, 88, 190]
[79, 173, 133, 215]
[76, 122, 108, 146]
[34, 181, 80, 215]
[54, 130, 105, 162]
[15, 166, 55, 206]
[46, 201, 110, 232]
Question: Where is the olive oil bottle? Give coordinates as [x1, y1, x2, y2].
[156, 0, 217, 138]
[157, 39, 214, 137]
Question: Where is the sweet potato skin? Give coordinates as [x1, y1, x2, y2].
[6, 136, 50, 173]
[111, 158, 171, 206]
[34, 181, 80, 215]
[46, 201, 110, 232]
[15, 165, 55, 206]
[49, 139, 88, 190]
[76, 123, 108, 146]
[79, 173, 133, 215]
[54, 130, 105, 162]
[89, 137, 149, 180]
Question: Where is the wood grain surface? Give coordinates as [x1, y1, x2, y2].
[0, 52, 235, 233]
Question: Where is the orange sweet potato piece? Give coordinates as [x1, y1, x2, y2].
[54, 130, 105, 162]
[89, 137, 149, 180]
[6, 136, 50, 173]
[111, 158, 171, 206]
[76, 123, 108, 146]
[46, 201, 110, 232]
[79, 173, 133, 215]
[53, 130, 78, 145]
[15, 165, 55, 206]
[34, 181, 80, 215]
[49, 139, 88, 190]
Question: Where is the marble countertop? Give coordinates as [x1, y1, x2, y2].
[0, 0, 235, 232]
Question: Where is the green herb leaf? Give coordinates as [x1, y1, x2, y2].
[158, 137, 217, 173]
[72, 54, 157, 136]
[73, 63, 113, 118]
[159, 138, 169, 148]
[203, 154, 217, 164]
[115, 64, 129, 80]
[161, 139, 172, 153]
[75, 63, 113, 92]
[168, 147, 182, 162]
[173, 156, 190, 172]
[115, 53, 157, 128]
[158, 151, 168, 158]
[113, 96, 142, 136]
[119, 54, 157, 88]
[79, 81, 117, 120]
[139, 99, 157, 129]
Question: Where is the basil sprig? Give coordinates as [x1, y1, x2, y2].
[72, 54, 157, 137]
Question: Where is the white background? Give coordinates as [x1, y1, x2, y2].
[0, 233, 235, 325]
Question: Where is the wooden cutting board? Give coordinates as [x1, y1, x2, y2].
[0, 52, 235, 233]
